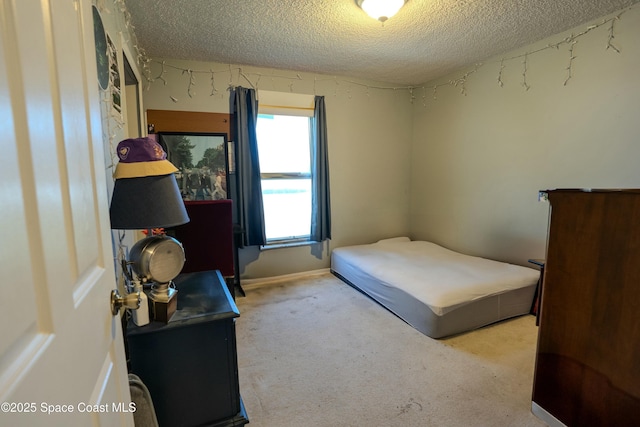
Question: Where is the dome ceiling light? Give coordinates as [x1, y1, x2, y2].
[356, 0, 407, 22]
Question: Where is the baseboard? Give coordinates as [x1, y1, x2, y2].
[240, 268, 330, 290]
[532, 402, 566, 427]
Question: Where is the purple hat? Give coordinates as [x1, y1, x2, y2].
[113, 137, 178, 179]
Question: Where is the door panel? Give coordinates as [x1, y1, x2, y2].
[0, 1, 132, 426]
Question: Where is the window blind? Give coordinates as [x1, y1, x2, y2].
[257, 90, 315, 117]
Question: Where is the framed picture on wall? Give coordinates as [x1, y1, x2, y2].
[227, 141, 235, 174]
[159, 132, 228, 201]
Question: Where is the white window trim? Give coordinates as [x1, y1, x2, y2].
[257, 94, 316, 246]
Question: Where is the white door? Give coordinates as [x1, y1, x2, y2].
[0, 1, 132, 426]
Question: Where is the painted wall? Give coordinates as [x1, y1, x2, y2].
[142, 60, 413, 278]
[94, 0, 147, 280]
[140, 5, 639, 278]
[93, 1, 143, 180]
[410, 6, 640, 266]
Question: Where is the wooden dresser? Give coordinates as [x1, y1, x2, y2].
[532, 189, 640, 426]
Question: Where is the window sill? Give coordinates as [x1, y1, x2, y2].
[260, 240, 314, 251]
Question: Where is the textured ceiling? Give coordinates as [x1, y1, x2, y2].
[125, 0, 639, 85]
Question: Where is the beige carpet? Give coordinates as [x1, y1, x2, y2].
[235, 271, 546, 427]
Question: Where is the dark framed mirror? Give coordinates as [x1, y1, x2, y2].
[158, 132, 229, 202]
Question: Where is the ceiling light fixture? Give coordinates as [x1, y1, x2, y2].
[356, 0, 407, 22]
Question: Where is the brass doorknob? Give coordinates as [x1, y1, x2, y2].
[110, 289, 141, 315]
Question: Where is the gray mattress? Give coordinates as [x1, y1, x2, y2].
[330, 238, 539, 339]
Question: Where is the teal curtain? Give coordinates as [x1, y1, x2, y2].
[232, 87, 266, 247]
[310, 96, 331, 242]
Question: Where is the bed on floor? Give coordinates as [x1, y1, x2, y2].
[330, 237, 539, 339]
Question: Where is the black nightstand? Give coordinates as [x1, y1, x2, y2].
[126, 270, 249, 427]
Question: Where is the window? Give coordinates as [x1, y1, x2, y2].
[256, 114, 311, 243]
[256, 91, 315, 244]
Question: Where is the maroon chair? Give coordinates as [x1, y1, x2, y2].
[172, 200, 234, 278]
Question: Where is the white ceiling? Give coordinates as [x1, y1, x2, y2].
[125, 0, 639, 86]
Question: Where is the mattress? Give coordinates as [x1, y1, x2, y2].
[330, 237, 539, 338]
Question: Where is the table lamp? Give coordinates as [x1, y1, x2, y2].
[110, 137, 190, 322]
